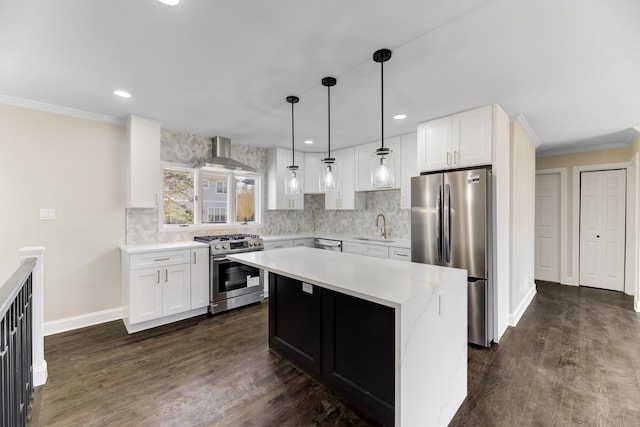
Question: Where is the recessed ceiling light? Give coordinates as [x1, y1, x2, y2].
[393, 114, 407, 120]
[304, 140, 314, 144]
[158, 0, 180, 5]
[113, 90, 132, 98]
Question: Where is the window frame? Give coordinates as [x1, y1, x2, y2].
[160, 163, 263, 231]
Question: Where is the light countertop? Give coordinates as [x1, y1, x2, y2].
[262, 233, 411, 249]
[228, 247, 461, 308]
[120, 241, 209, 253]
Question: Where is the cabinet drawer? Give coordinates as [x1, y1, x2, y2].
[342, 242, 366, 255]
[293, 238, 315, 248]
[130, 249, 191, 270]
[264, 240, 294, 250]
[364, 245, 389, 259]
[389, 247, 411, 261]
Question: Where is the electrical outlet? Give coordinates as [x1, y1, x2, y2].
[39, 208, 56, 220]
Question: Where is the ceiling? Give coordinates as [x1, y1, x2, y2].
[1, 0, 639, 156]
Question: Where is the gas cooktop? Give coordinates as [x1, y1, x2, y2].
[194, 234, 264, 255]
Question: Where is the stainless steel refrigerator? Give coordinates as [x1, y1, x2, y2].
[411, 167, 493, 347]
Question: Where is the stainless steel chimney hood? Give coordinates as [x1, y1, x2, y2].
[194, 136, 256, 172]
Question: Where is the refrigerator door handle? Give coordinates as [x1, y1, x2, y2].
[444, 183, 451, 263]
[436, 184, 442, 263]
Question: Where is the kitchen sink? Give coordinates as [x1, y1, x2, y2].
[351, 237, 394, 243]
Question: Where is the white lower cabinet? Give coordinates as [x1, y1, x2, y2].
[121, 245, 210, 333]
[191, 248, 209, 309]
[389, 247, 411, 261]
[342, 242, 389, 259]
[293, 238, 314, 248]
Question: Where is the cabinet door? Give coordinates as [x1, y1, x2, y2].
[127, 115, 160, 208]
[342, 242, 367, 255]
[336, 147, 365, 210]
[293, 238, 315, 248]
[417, 116, 452, 172]
[321, 289, 395, 426]
[400, 132, 418, 209]
[304, 152, 324, 194]
[190, 248, 209, 309]
[267, 147, 305, 210]
[162, 264, 191, 316]
[130, 267, 163, 324]
[264, 240, 294, 250]
[389, 247, 411, 261]
[451, 105, 492, 168]
[364, 245, 389, 259]
[269, 274, 322, 374]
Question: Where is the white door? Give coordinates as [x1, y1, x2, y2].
[579, 169, 626, 291]
[535, 173, 560, 282]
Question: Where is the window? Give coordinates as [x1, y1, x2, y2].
[161, 165, 262, 229]
[216, 181, 228, 194]
[207, 207, 227, 223]
[162, 167, 195, 225]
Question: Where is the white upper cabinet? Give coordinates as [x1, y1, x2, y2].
[325, 147, 365, 210]
[400, 132, 418, 209]
[267, 147, 304, 210]
[417, 105, 492, 173]
[127, 115, 160, 208]
[304, 152, 324, 194]
[354, 137, 402, 192]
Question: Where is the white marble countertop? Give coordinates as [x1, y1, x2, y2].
[262, 233, 411, 249]
[228, 247, 460, 308]
[120, 241, 209, 253]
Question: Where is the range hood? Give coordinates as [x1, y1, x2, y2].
[194, 136, 256, 172]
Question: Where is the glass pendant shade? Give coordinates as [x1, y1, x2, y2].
[371, 148, 395, 188]
[285, 166, 301, 194]
[321, 162, 337, 192]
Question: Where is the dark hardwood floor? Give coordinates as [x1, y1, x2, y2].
[28, 281, 640, 426]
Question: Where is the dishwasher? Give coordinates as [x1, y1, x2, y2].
[314, 238, 342, 252]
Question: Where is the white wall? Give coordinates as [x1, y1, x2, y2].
[509, 121, 537, 325]
[0, 103, 126, 323]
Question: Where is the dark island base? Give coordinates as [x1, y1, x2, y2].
[268, 273, 395, 426]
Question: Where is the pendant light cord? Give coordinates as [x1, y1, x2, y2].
[327, 84, 331, 157]
[380, 60, 384, 149]
[291, 100, 295, 166]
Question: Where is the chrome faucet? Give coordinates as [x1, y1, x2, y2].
[375, 213, 387, 239]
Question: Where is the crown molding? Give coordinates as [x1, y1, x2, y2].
[511, 114, 541, 148]
[0, 94, 125, 125]
[536, 139, 633, 158]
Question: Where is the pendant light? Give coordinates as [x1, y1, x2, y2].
[285, 95, 301, 195]
[321, 76, 337, 192]
[371, 48, 395, 189]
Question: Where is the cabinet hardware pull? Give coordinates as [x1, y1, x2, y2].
[396, 253, 408, 257]
[193, 253, 196, 264]
[165, 269, 168, 282]
[155, 193, 158, 207]
[154, 257, 170, 262]
[454, 151, 458, 164]
[157, 270, 160, 284]
[447, 152, 451, 165]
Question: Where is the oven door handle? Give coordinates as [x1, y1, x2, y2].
[213, 257, 232, 263]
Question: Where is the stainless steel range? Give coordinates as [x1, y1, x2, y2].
[194, 234, 265, 314]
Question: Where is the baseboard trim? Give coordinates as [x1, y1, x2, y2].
[33, 361, 48, 387]
[510, 285, 537, 327]
[44, 307, 123, 336]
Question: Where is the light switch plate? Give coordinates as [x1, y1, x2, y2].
[39, 208, 56, 220]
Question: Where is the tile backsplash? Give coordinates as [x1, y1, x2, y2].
[125, 129, 410, 244]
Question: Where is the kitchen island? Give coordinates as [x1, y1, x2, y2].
[228, 247, 467, 427]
